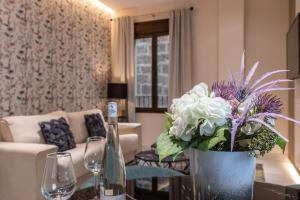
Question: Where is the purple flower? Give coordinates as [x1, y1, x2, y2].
[227, 54, 293, 150]
[212, 81, 237, 100]
[212, 81, 252, 102]
[254, 94, 282, 115]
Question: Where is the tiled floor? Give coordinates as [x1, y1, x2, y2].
[257, 151, 300, 186]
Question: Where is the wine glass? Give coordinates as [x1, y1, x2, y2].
[41, 152, 77, 200]
[84, 136, 106, 200]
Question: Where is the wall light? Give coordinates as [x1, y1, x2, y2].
[89, 0, 115, 16]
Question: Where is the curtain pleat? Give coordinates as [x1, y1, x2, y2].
[168, 9, 193, 107]
[111, 16, 136, 122]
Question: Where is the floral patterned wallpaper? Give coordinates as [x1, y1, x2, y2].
[0, 0, 111, 117]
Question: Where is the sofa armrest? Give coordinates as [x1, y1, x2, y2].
[0, 142, 57, 200]
[118, 122, 141, 132]
[118, 123, 142, 150]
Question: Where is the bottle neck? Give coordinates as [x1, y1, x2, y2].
[108, 116, 118, 125]
[107, 124, 120, 150]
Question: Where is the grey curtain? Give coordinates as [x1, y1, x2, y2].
[111, 16, 136, 122]
[168, 8, 193, 107]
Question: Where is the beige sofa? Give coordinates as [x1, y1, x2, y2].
[0, 109, 141, 200]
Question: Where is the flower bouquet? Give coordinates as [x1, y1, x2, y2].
[157, 55, 300, 200]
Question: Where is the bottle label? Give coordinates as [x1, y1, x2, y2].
[101, 193, 125, 200]
[105, 189, 114, 196]
[108, 102, 118, 118]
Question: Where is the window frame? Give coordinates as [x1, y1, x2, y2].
[135, 19, 169, 113]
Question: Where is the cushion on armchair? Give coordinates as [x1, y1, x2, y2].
[84, 113, 107, 137]
[39, 117, 76, 152]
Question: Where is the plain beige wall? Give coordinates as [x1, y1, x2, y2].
[218, 0, 245, 81]
[114, 0, 244, 147]
[245, 0, 289, 145]
[294, 0, 300, 171]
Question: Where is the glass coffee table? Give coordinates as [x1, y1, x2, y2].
[72, 166, 300, 200]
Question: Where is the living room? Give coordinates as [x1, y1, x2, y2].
[1, 0, 300, 199]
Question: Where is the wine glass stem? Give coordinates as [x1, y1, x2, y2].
[94, 173, 99, 198]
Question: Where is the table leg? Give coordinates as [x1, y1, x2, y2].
[152, 177, 158, 193]
[126, 180, 135, 198]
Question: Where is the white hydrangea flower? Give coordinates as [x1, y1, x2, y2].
[190, 83, 208, 98]
[169, 83, 232, 140]
[196, 96, 231, 136]
[199, 120, 216, 136]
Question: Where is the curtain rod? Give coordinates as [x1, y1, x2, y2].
[110, 6, 194, 21]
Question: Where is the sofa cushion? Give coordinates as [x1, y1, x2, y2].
[1, 111, 69, 143]
[39, 117, 76, 152]
[67, 109, 106, 144]
[84, 113, 107, 138]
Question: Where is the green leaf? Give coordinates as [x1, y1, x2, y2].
[156, 131, 187, 161]
[165, 112, 173, 131]
[276, 137, 287, 154]
[198, 127, 228, 151]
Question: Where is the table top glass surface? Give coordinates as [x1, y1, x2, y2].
[73, 166, 300, 200]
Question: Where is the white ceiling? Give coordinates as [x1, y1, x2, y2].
[100, 0, 176, 11]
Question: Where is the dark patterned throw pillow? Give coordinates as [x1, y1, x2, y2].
[84, 113, 107, 138]
[39, 117, 76, 152]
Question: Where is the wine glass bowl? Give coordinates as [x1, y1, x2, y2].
[84, 136, 106, 199]
[41, 152, 77, 200]
[84, 136, 106, 174]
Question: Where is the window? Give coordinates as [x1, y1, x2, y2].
[135, 19, 169, 113]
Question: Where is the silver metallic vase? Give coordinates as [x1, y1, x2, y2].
[190, 149, 256, 200]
